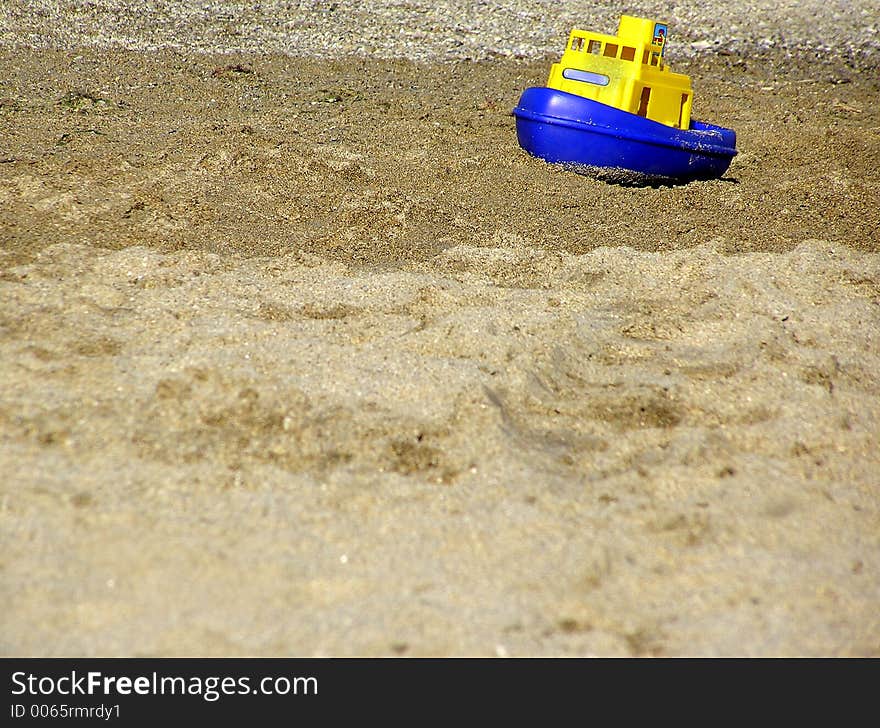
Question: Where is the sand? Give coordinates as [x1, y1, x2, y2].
[1, 3, 879, 656]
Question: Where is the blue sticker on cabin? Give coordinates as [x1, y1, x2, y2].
[653, 23, 668, 53]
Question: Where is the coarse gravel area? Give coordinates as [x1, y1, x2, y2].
[1, 1, 878, 66]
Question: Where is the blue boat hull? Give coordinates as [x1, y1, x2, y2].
[513, 87, 737, 183]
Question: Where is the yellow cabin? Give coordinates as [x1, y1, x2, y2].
[547, 15, 693, 129]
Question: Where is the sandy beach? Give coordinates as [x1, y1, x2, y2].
[1, 2, 878, 655]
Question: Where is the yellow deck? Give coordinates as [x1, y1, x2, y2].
[547, 15, 693, 129]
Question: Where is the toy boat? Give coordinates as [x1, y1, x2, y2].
[513, 16, 737, 183]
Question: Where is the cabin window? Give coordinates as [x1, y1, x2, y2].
[637, 87, 651, 117]
[562, 69, 610, 86]
[677, 93, 689, 128]
[650, 52, 660, 66]
[642, 49, 650, 64]
[603, 43, 618, 58]
[587, 40, 601, 54]
[620, 46, 636, 62]
[571, 37, 584, 51]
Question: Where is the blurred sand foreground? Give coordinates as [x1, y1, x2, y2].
[1, 3, 879, 655]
